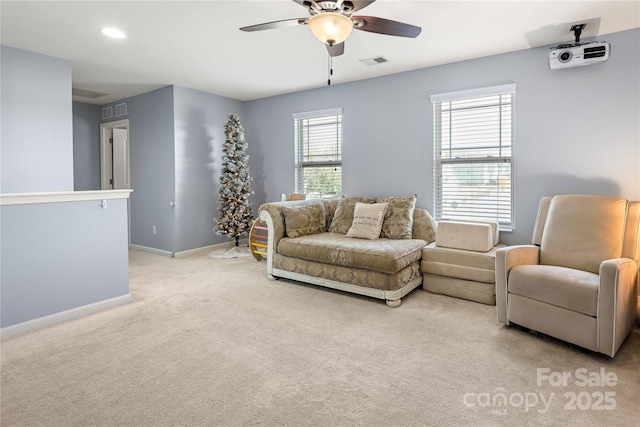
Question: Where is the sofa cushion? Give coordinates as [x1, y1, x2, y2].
[282, 201, 326, 238]
[423, 261, 496, 283]
[423, 274, 496, 305]
[449, 218, 500, 246]
[421, 243, 505, 283]
[274, 255, 422, 292]
[277, 233, 426, 275]
[422, 242, 503, 271]
[377, 195, 417, 239]
[435, 221, 495, 252]
[329, 196, 376, 234]
[508, 264, 599, 316]
[347, 202, 388, 239]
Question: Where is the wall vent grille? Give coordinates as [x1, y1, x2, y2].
[115, 102, 128, 117]
[102, 106, 113, 120]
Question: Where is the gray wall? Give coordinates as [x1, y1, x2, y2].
[118, 87, 176, 252]
[101, 88, 177, 252]
[98, 85, 246, 253]
[0, 45, 130, 330]
[173, 86, 245, 252]
[1, 46, 74, 193]
[0, 198, 130, 328]
[244, 28, 640, 245]
[72, 102, 102, 191]
[65, 28, 640, 250]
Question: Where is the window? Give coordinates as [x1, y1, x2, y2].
[431, 84, 515, 230]
[293, 108, 342, 197]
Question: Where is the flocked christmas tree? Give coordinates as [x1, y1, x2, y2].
[214, 114, 254, 247]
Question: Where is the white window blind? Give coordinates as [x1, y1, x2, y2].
[293, 109, 342, 197]
[431, 85, 515, 230]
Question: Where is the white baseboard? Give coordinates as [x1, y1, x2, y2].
[1, 293, 132, 341]
[129, 244, 174, 257]
[130, 241, 250, 259]
[174, 242, 231, 258]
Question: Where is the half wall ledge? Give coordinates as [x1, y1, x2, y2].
[1, 190, 133, 340]
[0, 189, 132, 205]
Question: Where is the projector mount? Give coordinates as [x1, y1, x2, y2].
[555, 23, 587, 49]
[571, 23, 586, 44]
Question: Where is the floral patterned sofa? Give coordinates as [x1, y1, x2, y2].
[258, 196, 437, 307]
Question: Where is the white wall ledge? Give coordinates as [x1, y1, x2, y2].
[0, 189, 133, 206]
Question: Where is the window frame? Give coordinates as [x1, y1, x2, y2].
[292, 108, 343, 197]
[430, 84, 516, 231]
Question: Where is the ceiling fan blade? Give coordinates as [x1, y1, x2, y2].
[352, 16, 421, 38]
[326, 42, 345, 57]
[240, 18, 308, 32]
[291, 0, 311, 8]
[347, 1, 376, 13]
[291, 0, 375, 14]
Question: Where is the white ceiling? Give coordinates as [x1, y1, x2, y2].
[1, 1, 638, 104]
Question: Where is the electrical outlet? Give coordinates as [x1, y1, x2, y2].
[152, 226, 157, 235]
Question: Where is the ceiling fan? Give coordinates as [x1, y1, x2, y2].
[240, 0, 422, 57]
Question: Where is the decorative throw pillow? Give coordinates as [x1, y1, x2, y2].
[412, 208, 437, 243]
[346, 202, 389, 239]
[324, 199, 340, 231]
[329, 196, 376, 234]
[282, 202, 326, 238]
[377, 194, 417, 239]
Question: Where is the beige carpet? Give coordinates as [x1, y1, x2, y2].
[1, 249, 639, 426]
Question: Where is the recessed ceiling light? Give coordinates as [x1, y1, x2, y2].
[100, 27, 126, 39]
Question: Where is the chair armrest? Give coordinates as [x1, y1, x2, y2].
[597, 258, 639, 357]
[495, 245, 540, 324]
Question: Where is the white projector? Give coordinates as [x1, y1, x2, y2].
[549, 41, 610, 70]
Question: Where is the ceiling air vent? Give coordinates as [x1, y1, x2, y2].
[359, 56, 389, 66]
[72, 88, 107, 99]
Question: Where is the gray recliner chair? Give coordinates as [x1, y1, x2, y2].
[496, 194, 639, 357]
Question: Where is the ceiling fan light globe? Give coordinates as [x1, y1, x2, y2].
[308, 12, 353, 45]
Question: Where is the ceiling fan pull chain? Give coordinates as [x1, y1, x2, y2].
[327, 43, 335, 86]
[327, 44, 332, 86]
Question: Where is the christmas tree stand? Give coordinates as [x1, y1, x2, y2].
[209, 238, 252, 259]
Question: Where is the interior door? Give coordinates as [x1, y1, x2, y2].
[112, 128, 129, 189]
[100, 119, 131, 246]
[100, 119, 130, 191]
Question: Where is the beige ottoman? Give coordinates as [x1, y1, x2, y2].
[422, 220, 504, 305]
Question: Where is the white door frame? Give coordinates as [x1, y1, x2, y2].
[100, 119, 131, 245]
[100, 119, 130, 190]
